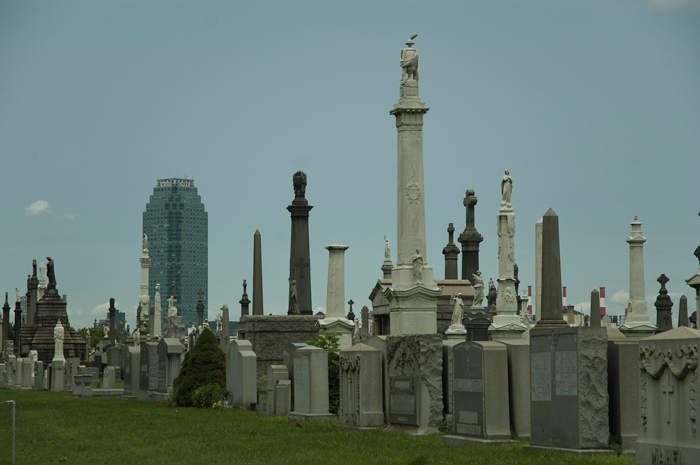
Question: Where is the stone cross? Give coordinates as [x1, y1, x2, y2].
[197, 289, 204, 300]
[464, 190, 477, 230]
[448, 223, 455, 242]
[295, 257, 309, 279]
[347, 299, 355, 321]
[662, 370, 674, 424]
[654, 273, 674, 332]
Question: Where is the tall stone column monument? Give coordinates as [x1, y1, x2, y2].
[458, 189, 483, 281]
[383, 35, 441, 336]
[489, 170, 527, 340]
[287, 171, 313, 315]
[138, 234, 150, 334]
[319, 244, 354, 349]
[620, 216, 656, 340]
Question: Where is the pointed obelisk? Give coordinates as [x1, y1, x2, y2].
[287, 172, 313, 315]
[535, 208, 568, 327]
[384, 35, 441, 335]
[253, 230, 264, 316]
[619, 216, 656, 339]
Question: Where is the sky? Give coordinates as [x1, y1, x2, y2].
[1, 0, 699, 330]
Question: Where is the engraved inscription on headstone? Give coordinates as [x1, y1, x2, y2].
[555, 351, 577, 396]
[389, 376, 418, 425]
[531, 351, 552, 401]
[453, 344, 485, 438]
[295, 357, 310, 411]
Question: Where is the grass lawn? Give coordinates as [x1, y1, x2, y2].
[0, 388, 635, 465]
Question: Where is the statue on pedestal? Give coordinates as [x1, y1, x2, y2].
[487, 278, 498, 311]
[472, 271, 484, 308]
[289, 278, 300, 314]
[501, 170, 513, 207]
[412, 248, 424, 284]
[167, 295, 177, 317]
[53, 320, 65, 361]
[400, 34, 419, 82]
[293, 171, 307, 198]
[384, 236, 391, 262]
[46, 257, 56, 288]
[450, 293, 464, 327]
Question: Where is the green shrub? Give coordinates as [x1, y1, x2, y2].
[173, 328, 226, 407]
[192, 383, 228, 408]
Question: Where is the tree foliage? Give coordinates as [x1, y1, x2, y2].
[173, 328, 226, 407]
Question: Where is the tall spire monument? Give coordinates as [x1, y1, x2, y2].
[384, 35, 441, 335]
[138, 234, 150, 334]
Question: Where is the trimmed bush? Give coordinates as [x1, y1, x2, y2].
[173, 328, 226, 407]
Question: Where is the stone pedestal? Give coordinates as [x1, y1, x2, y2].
[442, 341, 512, 445]
[288, 346, 334, 421]
[528, 326, 609, 451]
[103, 366, 115, 389]
[442, 223, 460, 280]
[239, 314, 321, 379]
[51, 359, 65, 392]
[636, 327, 700, 465]
[620, 217, 657, 340]
[163, 315, 185, 344]
[339, 343, 384, 428]
[386, 334, 443, 433]
[122, 346, 140, 399]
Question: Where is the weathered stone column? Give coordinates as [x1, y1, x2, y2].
[319, 244, 354, 349]
[288, 171, 313, 315]
[442, 223, 460, 279]
[139, 234, 150, 334]
[153, 284, 162, 337]
[458, 189, 483, 281]
[620, 216, 656, 339]
[654, 274, 673, 332]
[14, 300, 22, 354]
[108, 298, 116, 346]
[589, 289, 601, 328]
[27, 260, 39, 325]
[2, 293, 9, 354]
[385, 36, 441, 336]
[239, 280, 250, 317]
[685, 246, 700, 325]
[536, 208, 567, 327]
[253, 230, 264, 315]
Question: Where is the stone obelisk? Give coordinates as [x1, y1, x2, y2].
[620, 216, 656, 339]
[27, 260, 39, 325]
[458, 189, 483, 281]
[287, 171, 313, 315]
[535, 208, 568, 327]
[139, 234, 150, 334]
[442, 223, 460, 279]
[253, 230, 264, 315]
[153, 283, 162, 337]
[489, 170, 527, 340]
[535, 218, 543, 321]
[384, 35, 441, 336]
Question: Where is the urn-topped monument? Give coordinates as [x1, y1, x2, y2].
[384, 35, 441, 336]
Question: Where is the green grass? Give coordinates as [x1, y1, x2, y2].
[0, 388, 635, 465]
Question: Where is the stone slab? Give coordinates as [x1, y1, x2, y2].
[339, 343, 384, 428]
[501, 339, 531, 441]
[291, 346, 330, 416]
[523, 445, 616, 455]
[607, 337, 638, 453]
[529, 326, 608, 450]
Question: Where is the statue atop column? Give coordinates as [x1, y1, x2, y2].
[288, 278, 300, 314]
[293, 171, 307, 199]
[472, 271, 485, 309]
[400, 34, 419, 82]
[46, 256, 56, 289]
[501, 170, 513, 210]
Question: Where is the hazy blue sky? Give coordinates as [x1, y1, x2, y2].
[1, 0, 698, 330]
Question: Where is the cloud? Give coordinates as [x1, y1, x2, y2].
[610, 290, 629, 304]
[25, 200, 50, 216]
[63, 213, 79, 221]
[648, 0, 700, 11]
[574, 302, 591, 315]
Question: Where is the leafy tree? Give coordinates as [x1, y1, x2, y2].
[77, 327, 105, 350]
[307, 331, 340, 414]
[173, 328, 226, 407]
